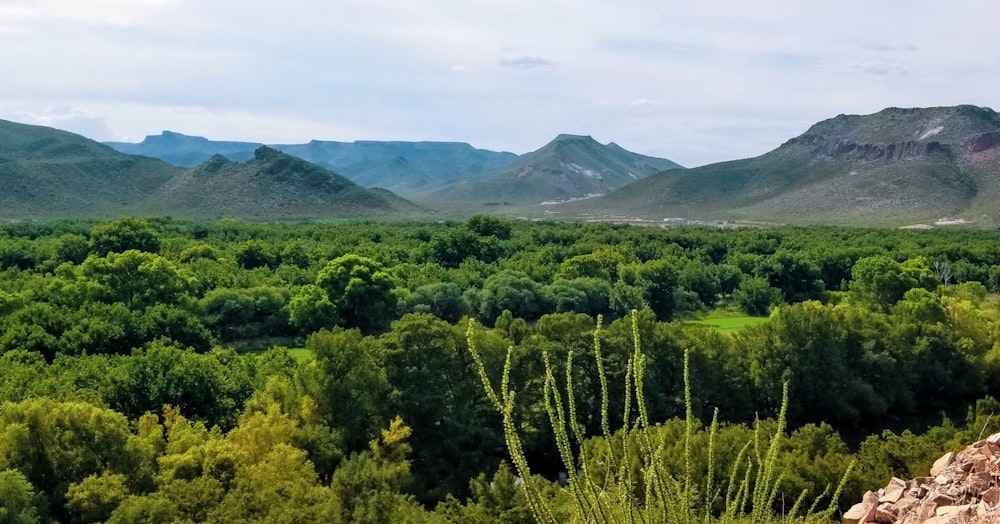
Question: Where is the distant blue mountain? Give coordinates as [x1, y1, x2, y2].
[106, 132, 518, 195]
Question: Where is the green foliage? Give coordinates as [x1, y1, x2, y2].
[0, 399, 140, 522]
[315, 254, 399, 333]
[8, 218, 1000, 521]
[849, 255, 938, 311]
[478, 270, 549, 325]
[405, 282, 471, 324]
[300, 328, 387, 455]
[634, 258, 680, 320]
[380, 313, 502, 501]
[0, 469, 39, 524]
[732, 277, 782, 315]
[200, 286, 290, 341]
[79, 250, 196, 310]
[53, 234, 90, 265]
[234, 240, 277, 270]
[430, 227, 506, 268]
[467, 312, 850, 523]
[287, 284, 337, 333]
[106, 342, 253, 428]
[466, 214, 513, 240]
[89, 218, 161, 256]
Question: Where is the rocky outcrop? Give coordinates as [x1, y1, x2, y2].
[789, 135, 952, 162]
[844, 433, 1000, 524]
[964, 132, 1000, 154]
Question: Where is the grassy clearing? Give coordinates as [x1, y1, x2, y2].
[287, 348, 314, 363]
[236, 346, 314, 363]
[685, 314, 768, 332]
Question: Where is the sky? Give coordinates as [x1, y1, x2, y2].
[1, 0, 998, 167]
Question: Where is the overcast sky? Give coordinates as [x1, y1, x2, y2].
[1, 0, 997, 167]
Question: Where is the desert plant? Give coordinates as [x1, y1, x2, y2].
[467, 310, 851, 523]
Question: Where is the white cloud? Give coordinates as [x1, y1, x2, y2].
[1, 0, 999, 167]
[0, 0, 180, 27]
[11, 106, 120, 141]
[498, 56, 556, 69]
[849, 60, 909, 77]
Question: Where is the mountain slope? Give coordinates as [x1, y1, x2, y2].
[106, 131, 261, 167]
[148, 146, 421, 219]
[106, 133, 518, 194]
[591, 105, 1000, 223]
[0, 119, 181, 219]
[419, 134, 683, 206]
[274, 140, 518, 194]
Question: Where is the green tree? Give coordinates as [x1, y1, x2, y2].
[379, 314, 501, 501]
[107, 342, 253, 429]
[89, 218, 160, 256]
[478, 271, 549, 325]
[79, 250, 196, 310]
[732, 276, 782, 315]
[234, 240, 277, 270]
[678, 260, 720, 308]
[0, 399, 141, 522]
[300, 328, 388, 455]
[54, 234, 90, 265]
[466, 214, 513, 240]
[66, 473, 128, 524]
[287, 284, 338, 334]
[850, 256, 938, 312]
[316, 254, 399, 333]
[634, 258, 680, 320]
[0, 469, 39, 524]
[405, 282, 470, 324]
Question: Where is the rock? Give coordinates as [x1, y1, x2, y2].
[846, 436, 1000, 524]
[983, 487, 999, 507]
[931, 453, 955, 476]
[844, 491, 879, 524]
[881, 477, 907, 504]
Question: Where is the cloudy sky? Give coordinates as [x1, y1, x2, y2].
[1, 0, 997, 167]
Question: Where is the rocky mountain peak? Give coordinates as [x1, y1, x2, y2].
[781, 106, 1000, 164]
[253, 145, 283, 161]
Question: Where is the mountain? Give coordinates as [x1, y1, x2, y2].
[0, 120, 418, 220]
[0, 119, 180, 219]
[147, 146, 420, 219]
[591, 105, 1000, 224]
[106, 131, 261, 167]
[418, 134, 683, 206]
[273, 140, 518, 194]
[106, 133, 518, 194]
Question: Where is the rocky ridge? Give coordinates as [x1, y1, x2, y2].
[845, 433, 1000, 524]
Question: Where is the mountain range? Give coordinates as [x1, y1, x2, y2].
[0, 120, 418, 220]
[587, 105, 1000, 224]
[7, 104, 1000, 224]
[107, 133, 519, 195]
[415, 134, 682, 206]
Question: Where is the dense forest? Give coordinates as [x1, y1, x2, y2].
[2, 216, 1000, 522]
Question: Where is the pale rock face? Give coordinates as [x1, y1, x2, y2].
[844, 433, 1000, 524]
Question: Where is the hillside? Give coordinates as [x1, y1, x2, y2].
[148, 146, 421, 218]
[588, 105, 1000, 224]
[274, 140, 518, 194]
[0, 119, 181, 219]
[0, 120, 418, 220]
[418, 134, 682, 206]
[106, 133, 518, 194]
[105, 131, 261, 166]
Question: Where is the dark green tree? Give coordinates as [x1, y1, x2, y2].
[316, 254, 399, 333]
[89, 218, 160, 256]
[732, 276, 782, 315]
